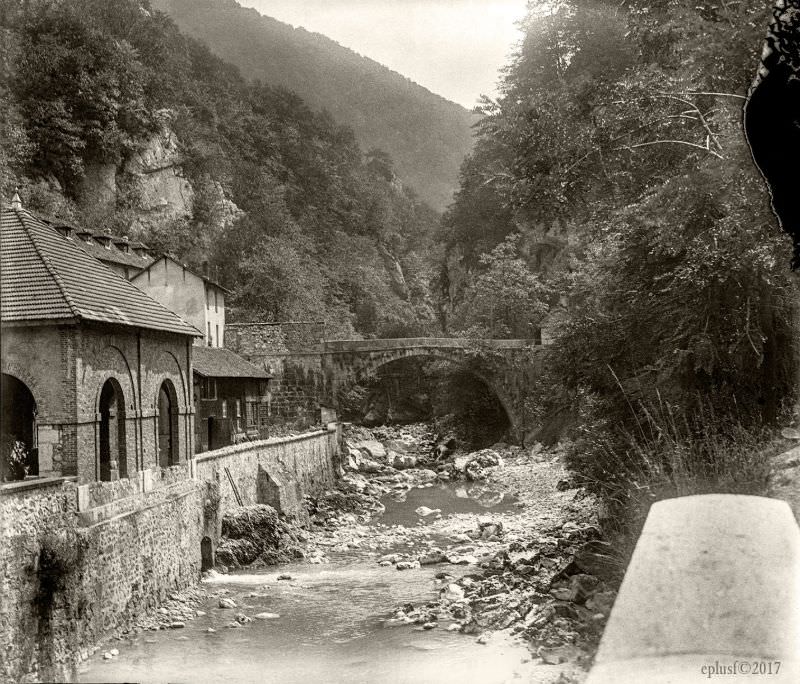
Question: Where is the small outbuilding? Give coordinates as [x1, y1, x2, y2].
[192, 346, 272, 452]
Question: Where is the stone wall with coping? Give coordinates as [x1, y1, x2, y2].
[195, 426, 339, 518]
[0, 470, 202, 683]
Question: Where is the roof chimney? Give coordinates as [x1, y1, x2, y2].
[114, 236, 130, 253]
[54, 223, 74, 239]
[94, 233, 113, 249]
[10, 192, 22, 210]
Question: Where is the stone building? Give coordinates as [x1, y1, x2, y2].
[0, 200, 201, 483]
[130, 255, 274, 451]
[131, 254, 228, 348]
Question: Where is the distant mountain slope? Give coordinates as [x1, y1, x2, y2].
[153, 0, 477, 211]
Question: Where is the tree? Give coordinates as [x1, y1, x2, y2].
[453, 234, 550, 339]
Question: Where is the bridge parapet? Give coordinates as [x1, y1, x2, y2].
[322, 338, 538, 353]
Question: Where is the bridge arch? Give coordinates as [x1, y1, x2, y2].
[326, 346, 520, 438]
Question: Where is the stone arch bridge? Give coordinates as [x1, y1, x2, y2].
[226, 327, 542, 443]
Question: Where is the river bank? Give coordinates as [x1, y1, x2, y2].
[79, 423, 614, 683]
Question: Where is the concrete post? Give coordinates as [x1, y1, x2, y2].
[586, 494, 800, 683]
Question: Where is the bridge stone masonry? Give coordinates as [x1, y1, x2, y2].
[225, 323, 543, 442]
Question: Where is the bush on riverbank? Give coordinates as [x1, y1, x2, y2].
[216, 505, 305, 568]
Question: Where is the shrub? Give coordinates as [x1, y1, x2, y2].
[36, 531, 84, 612]
[567, 393, 779, 561]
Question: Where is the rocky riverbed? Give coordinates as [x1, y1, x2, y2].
[80, 423, 618, 683]
[305, 424, 619, 673]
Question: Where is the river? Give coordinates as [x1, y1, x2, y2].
[78, 429, 595, 684]
[78, 483, 552, 684]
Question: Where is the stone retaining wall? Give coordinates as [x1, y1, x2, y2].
[0, 473, 202, 682]
[195, 426, 339, 521]
[0, 427, 340, 682]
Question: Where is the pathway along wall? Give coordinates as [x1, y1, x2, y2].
[0, 427, 340, 682]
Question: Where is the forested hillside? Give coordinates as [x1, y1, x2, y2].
[0, 0, 442, 338]
[152, 0, 478, 211]
[444, 0, 798, 526]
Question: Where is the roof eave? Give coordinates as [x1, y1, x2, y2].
[0, 317, 80, 327]
[192, 369, 272, 379]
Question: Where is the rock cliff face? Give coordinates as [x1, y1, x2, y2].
[123, 112, 194, 220]
[77, 112, 244, 236]
[79, 163, 118, 213]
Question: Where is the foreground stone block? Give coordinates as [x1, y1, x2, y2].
[587, 494, 800, 683]
[256, 463, 306, 523]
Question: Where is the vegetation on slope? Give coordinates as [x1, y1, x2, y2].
[443, 0, 797, 530]
[0, 0, 442, 337]
[152, 0, 478, 212]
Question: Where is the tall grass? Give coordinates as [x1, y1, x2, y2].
[567, 390, 779, 562]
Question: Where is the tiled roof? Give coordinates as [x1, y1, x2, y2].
[1, 207, 201, 337]
[192, 346, 271, 378]
[134, 255, 231, 293]
[31, 215, 154, 270]
[77, 238, 154, 270]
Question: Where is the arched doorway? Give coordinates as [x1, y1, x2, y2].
[1, 373, 38, 480]
[201, 536, 214, 571]
[99, 378, 126, 481]
[157, 380, 179, 467]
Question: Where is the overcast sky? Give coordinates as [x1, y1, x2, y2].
[240, 0, 529, 109]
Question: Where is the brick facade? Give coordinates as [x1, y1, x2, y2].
[1, 322, 194, 484]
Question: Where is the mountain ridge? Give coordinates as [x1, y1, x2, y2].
[152, 0, 478, 211]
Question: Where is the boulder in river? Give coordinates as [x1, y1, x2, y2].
[415, 506, 441, 517]
[453, 455, 471, 473]
[419, 549, 448, 565]
[473, 449, 502, 467]
[574, 540, 617, 579]
[391, 453, 417, 470]
[218, 597, 237, 609]
[385, 439, 411, 453]
[358, 458, 384, 474]
[396, 560, 421, 570]
[465, 462, 486, 481]
[354, 440, 387, 460]
[443, 583, 465, 601]
[346, 447, 362, 470]
[478, 520, 503, 540]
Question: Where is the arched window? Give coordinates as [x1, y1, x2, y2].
[1, 373, 37, 481]
[98, 378, 127, 481]
[157, 380, 179, 467]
